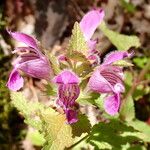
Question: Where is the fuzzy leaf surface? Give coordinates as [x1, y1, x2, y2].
[40, 109, 73, 150]
[87, 120, 144, 150]
[68, 22, 88, 55]
[100, 22, 141, 50]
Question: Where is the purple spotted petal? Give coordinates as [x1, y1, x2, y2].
[57, 84, 80, 109]
[65, 109, 78, 124]
[8, 31, 38, 50]
[88, 68, 113, 93]
[6, 69, 24, 91]
[53, 70, 79, 84]
[18, 58, 51, 80]
[104, 93, 120, 115]
[103, 51, 133, 65]
[80, 9, 104, 41]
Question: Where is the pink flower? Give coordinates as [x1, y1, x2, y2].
[53, 70, 80, 124]
[80, 9, 104, 63]
[7, 31, 52, 91]
[88, 51, 133, 115]
[80, 9, 104, 47]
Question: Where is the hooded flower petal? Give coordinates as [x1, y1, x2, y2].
[18, 58, 51, 80]
[65, 109, 78, 124]
[8, 31, 38, 50]
[88, 68, 114, 93]
[99, 65, 123, 89]
[104, 93, 120, 115]
[103, 51, 133, 65]
[89, 65, 124, 94]
[80, 9, 104, 41]
[6, 69, 24, 91]
[53, 70, 79, 84]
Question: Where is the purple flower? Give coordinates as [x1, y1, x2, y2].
[53, 70, 80, 124]
[80, 9, 104, 62]
[7, 31, 52, 91]
[88, 51, 132, 115]
[80, 9, 104, 45]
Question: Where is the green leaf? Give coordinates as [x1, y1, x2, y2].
[72, 114, 91, 137]
[77, 92, 100, 106]
[68, 22, 88, 55]
[71, 133, 89, 150]
[11, 92, 42, 117]
[87, 120, 144, 150]
[45, 83, 57, 96]
[45, 50, 61, 74]
[120, 96, 135, 122]
[10, 92, 43, 130]
[68, 51, 92, 77]
[27, 130, 45, 146]
[10, 92, 74, 150]
[127, 119, 150, 142]
[40, 108, 73, 150]
[100, 22, 141, 50]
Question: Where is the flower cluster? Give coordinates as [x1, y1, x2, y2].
[7, 9, 133, 124]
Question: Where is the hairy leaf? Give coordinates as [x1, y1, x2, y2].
[27, 130, 45, 146]
[87, 120, 144, 150]
[120, 96, 135, 122]
[128, 119, 150, 142]
[10, 92, 43, 130]
[40, 108, 73, 150]
[100, 22, 141, 50]
[72, 114, 91, 137]
[68, 22, 88, 55]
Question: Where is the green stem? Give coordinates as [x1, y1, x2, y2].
[66, 134, 89, 150]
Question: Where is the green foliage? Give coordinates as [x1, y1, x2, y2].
[44, 50, 61, 75]
[45, 83, 57, 96]
[11, 92, 43, 130]
[77, 92, 100, 106]
[10, 92, 74, 150]
[120, 0, 136, 13]
[72, 114, 91, 137]
[71, 133, 90, 150]
[133, 57, 150, 69]
[100, 22, 141, 50]
[40, 108, 73, 150]
[68, 51, 92, 77]
[87, 120, 144, 150]
[68, 22, 88, 55]
[27, 130, 45, 146]
[120, 96, 135, 122]
[127, 119, 150, 142]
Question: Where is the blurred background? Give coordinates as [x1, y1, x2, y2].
[0, 0, 150, 150]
